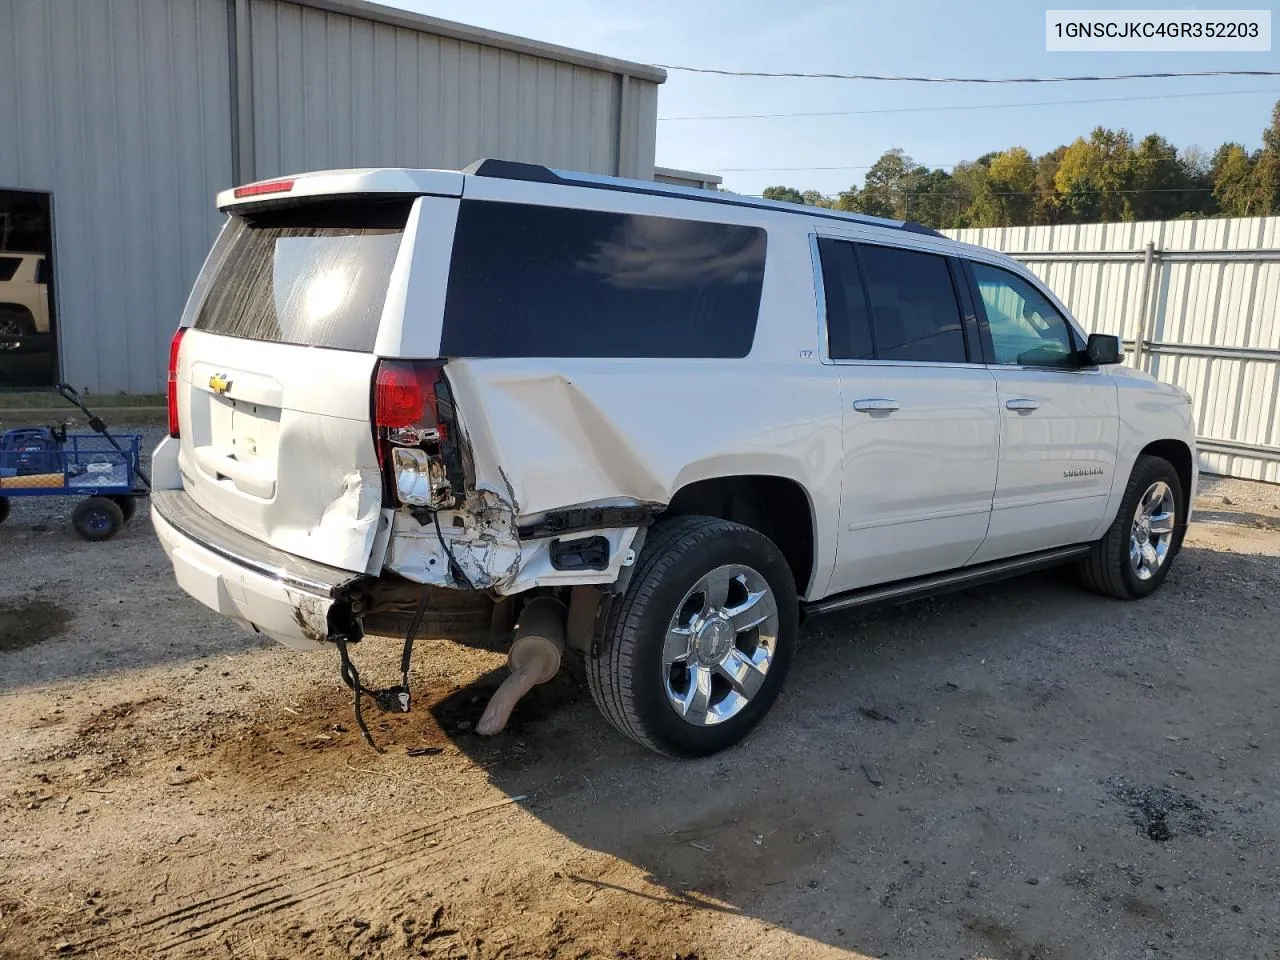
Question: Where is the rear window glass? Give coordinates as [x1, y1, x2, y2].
[0, 256, 21, 282]
[193, 199, 410, 351]
[440, 200, 766, 359]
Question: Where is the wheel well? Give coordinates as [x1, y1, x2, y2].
[664, 476, 815, 595]
[1141, 439, 1194, 515]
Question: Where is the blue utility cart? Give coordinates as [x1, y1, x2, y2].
[0, 385, 149, 541]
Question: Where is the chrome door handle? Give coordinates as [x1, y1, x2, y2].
[852, 398, 900, 413]
[1006, 398, 1040, 412]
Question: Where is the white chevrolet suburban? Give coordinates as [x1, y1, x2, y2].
[152, 160, 1197, 757]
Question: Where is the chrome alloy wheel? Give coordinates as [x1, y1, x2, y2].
[1129, 480, 1177, 581]
[661, 564, 779, 726]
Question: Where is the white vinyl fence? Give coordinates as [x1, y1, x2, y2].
[946, 217, 1280, 484]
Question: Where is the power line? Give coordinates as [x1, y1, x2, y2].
[659, 87, 1280, 121]
[654, 65, 1280, 83]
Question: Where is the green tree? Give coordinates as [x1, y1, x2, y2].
[900, 167, 967, 227]
[1212, 143, 1257, 216]
[1054, 127, 1134, 222]
[1127, 134, 1198, 220]
[985, 147, 1037, 225]
[755, 98, 1280, 226]
[762, 185, 805, 204]
[857, 149, 916, 218]
[1251, 102, 1280, 215]
[1033, 146, 1067, 224]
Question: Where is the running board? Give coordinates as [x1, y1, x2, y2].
[802, 544, 1092, 618]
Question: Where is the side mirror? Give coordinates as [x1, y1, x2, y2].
[1085, 333, 1123, 366]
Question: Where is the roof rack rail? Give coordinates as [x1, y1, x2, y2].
[461, 158, 945, 238]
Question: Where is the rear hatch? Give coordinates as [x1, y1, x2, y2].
[173, 194, 416, 573]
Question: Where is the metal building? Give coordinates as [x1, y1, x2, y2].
[654, 166, 723, 192]
[0, 0, 665, 393]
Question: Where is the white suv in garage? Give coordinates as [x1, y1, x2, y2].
[0, 251, 51, 344]
[151, 160, 1197, 756]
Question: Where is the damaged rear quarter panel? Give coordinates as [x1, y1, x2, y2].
[441, 356, 843, 596]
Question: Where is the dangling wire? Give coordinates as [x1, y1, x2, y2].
[335, 587, 432, 752]
[335, 633, 379, 752]
[333, 508, 468, 750]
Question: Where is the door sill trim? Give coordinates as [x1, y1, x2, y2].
[803, 544, 1092, 617]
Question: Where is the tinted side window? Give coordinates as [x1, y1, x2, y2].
[817, 238, 874, 360]
[970, 262, 1076, 368]
[858, 244, 967, 363]
[0, 256, 20, 282]
[441, 201, 766, 359]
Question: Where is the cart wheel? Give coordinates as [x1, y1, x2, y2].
[109, 495, 137, 524]
[73, 497, 125, 542]
[0, 497, 9, 525]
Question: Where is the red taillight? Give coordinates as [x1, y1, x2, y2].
[167, 327, 187, 438]
[374, 360, 444, 433]
[233, 178, 295, 199]
[373, 360, 457, 509]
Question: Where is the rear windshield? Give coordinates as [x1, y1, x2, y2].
[440, 200, 766, 359]
[193, 198, 411, 351]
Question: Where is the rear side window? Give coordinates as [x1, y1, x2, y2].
[0, 256, 20, 281]
[440, 200, 766, 359]
[818, 240, 968, 363]
[193, 199, 410, 351]
[817, 239, 874, 360]
[857, 244, 967, 363]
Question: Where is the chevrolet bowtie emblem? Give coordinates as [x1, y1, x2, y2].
[209, 373, 232, 395]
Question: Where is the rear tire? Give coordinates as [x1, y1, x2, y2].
[1079, 454, 1184, 600]
[72, 496, 125, 542]
[0, 496, 9, 524]
[587, 515, 798, 757]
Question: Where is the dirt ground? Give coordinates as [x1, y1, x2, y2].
[2, 434, 1278, 960]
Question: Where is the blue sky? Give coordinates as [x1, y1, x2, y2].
[396, 1, 1280, 196]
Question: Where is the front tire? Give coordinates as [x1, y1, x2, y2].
[587, 516, 798, 757]
[1079, 455, 1184, 599]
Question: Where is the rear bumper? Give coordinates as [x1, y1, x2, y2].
[151, 488, 365, 651]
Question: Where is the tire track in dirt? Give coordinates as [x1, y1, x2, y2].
[70, 795, 525, 955]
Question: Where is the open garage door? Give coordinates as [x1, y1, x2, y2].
[0, 189, 57, 389]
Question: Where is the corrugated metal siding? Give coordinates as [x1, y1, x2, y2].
[248, 0, 654, 180]
[0, 0, 233, 394]
[2, 0, 660, 392]
[948, 217, 1280, 483]
[628, 80, 658, 180]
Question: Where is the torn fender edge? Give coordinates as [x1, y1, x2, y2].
[381, 497, 660, 595]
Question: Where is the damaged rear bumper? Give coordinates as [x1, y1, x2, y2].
[151, 489, 365, 651]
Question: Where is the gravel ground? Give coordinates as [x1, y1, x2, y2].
[1, 432, 1278, 960]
